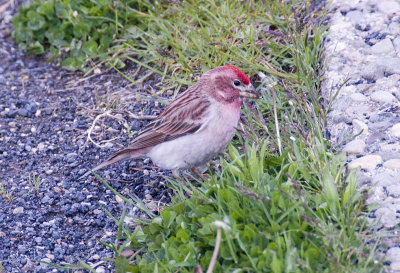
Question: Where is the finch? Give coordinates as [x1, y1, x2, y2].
[83, 65, 258, 177]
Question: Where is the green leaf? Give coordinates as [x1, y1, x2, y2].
[161, 210, 176, 229]
[305, 247, 320, 265]
[37, 0, 54, 18]
[271, 254, 283, 273]
[62, 57, 79, 71]
[82, 40, 98, 56]
[45, 26, 65, 45]
[73, 21, 90, 39]
[28, 41, 44, 54]
[27, 11, 45, 30]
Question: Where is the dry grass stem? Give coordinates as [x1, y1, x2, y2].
[206, 227, 222, 273]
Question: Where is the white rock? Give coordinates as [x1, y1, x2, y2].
[391, 262, 400, 271]
[45, 254, 54, 260]
[92, 254, 100, 260]
[393, 37, 400, 55]
[377, 1, 400, 15]
[115, 195, 124, 204]
[346, 10, 364, 23]
[96, 266, 106, 273]
[3, 14, 12, 24]
[352, 119, 368, 134]
[93, 209, 101, 215]
[383, 159, 400, 170]
[376, 56, 400, 74]
[13, 207, 24, 214]
[375, 207, 397, 228]
[350, 93, 368, 102]
[362, 62, 384, 81]
[372, 172, 398, 187]
[386, 184, 400, 198]
[370, 38, 395, 55]
[387, 247, 400, 263]
[37, 142, 46, 151]
[367, 186, 386, 204]
[391, 123, 400, 137]
[389, 22, 400, 36]
[348, 155, 382, 170]
[370, 91, 396, 103]
[342, 139, 366, 154]
[345, 105, 370, 120]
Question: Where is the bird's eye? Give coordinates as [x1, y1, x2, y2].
[233, 79, 241, 86]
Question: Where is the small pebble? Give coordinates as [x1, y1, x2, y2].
[95, 266, 106, 273]
[115, 195, 124, 204]
[13, 207, 24, 214]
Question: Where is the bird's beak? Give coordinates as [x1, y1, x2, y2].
[239, 84, 259, 99]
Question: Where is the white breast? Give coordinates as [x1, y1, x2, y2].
[147, 102, 241, 170]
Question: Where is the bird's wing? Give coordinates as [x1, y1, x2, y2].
[124, 91, 212, 151]
[80, 92, 212, 178]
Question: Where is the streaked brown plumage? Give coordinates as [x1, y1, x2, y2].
[83, 65, 258, 177]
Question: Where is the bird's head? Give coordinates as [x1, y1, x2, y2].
[202, 65, 259, 104]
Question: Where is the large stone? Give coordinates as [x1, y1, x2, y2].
[370, 91, 396, 103]
[387, 247, 400, 263]
[370, 38, 395, 55]
[361, 62, 384, 81]
[391, 123, 400, 137]
[377, 1, 400, 15]
[376, 56, 400, 74]
[375, 207, 397, 228]
[350, 93, 368, 102]
[342, 139, 366, 154]
[389, 22, 400, 36]
[346, 10, 364, 23]
[352, 119, 368, 135]
[383, 159, 400, 170]
[372, 172, 399, 187]
[367, 186, 386, 204]
[393, 37, 400, 55]
[386, 184, 400, 198]
[348, 155, 382, 170]
[391, 262, 400, 271]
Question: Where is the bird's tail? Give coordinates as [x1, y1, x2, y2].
[80, 148, 146, 178]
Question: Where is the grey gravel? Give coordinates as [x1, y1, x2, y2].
[323, 0, 400, 270]
[0, 6, 172, 273]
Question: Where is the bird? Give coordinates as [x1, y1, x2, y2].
[82, 65, 259, 178]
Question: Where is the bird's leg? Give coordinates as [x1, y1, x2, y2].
[190, 167, 209, 182]
[172, 168, 182, 178]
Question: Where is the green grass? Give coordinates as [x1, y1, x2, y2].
[0, 184, 15, 202]
[28, 173, 42, 193]
[13, 0, 383, 272]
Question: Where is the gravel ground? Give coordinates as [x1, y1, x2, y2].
[322, 0, 400, 271]
[0, 7, 171, 273]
